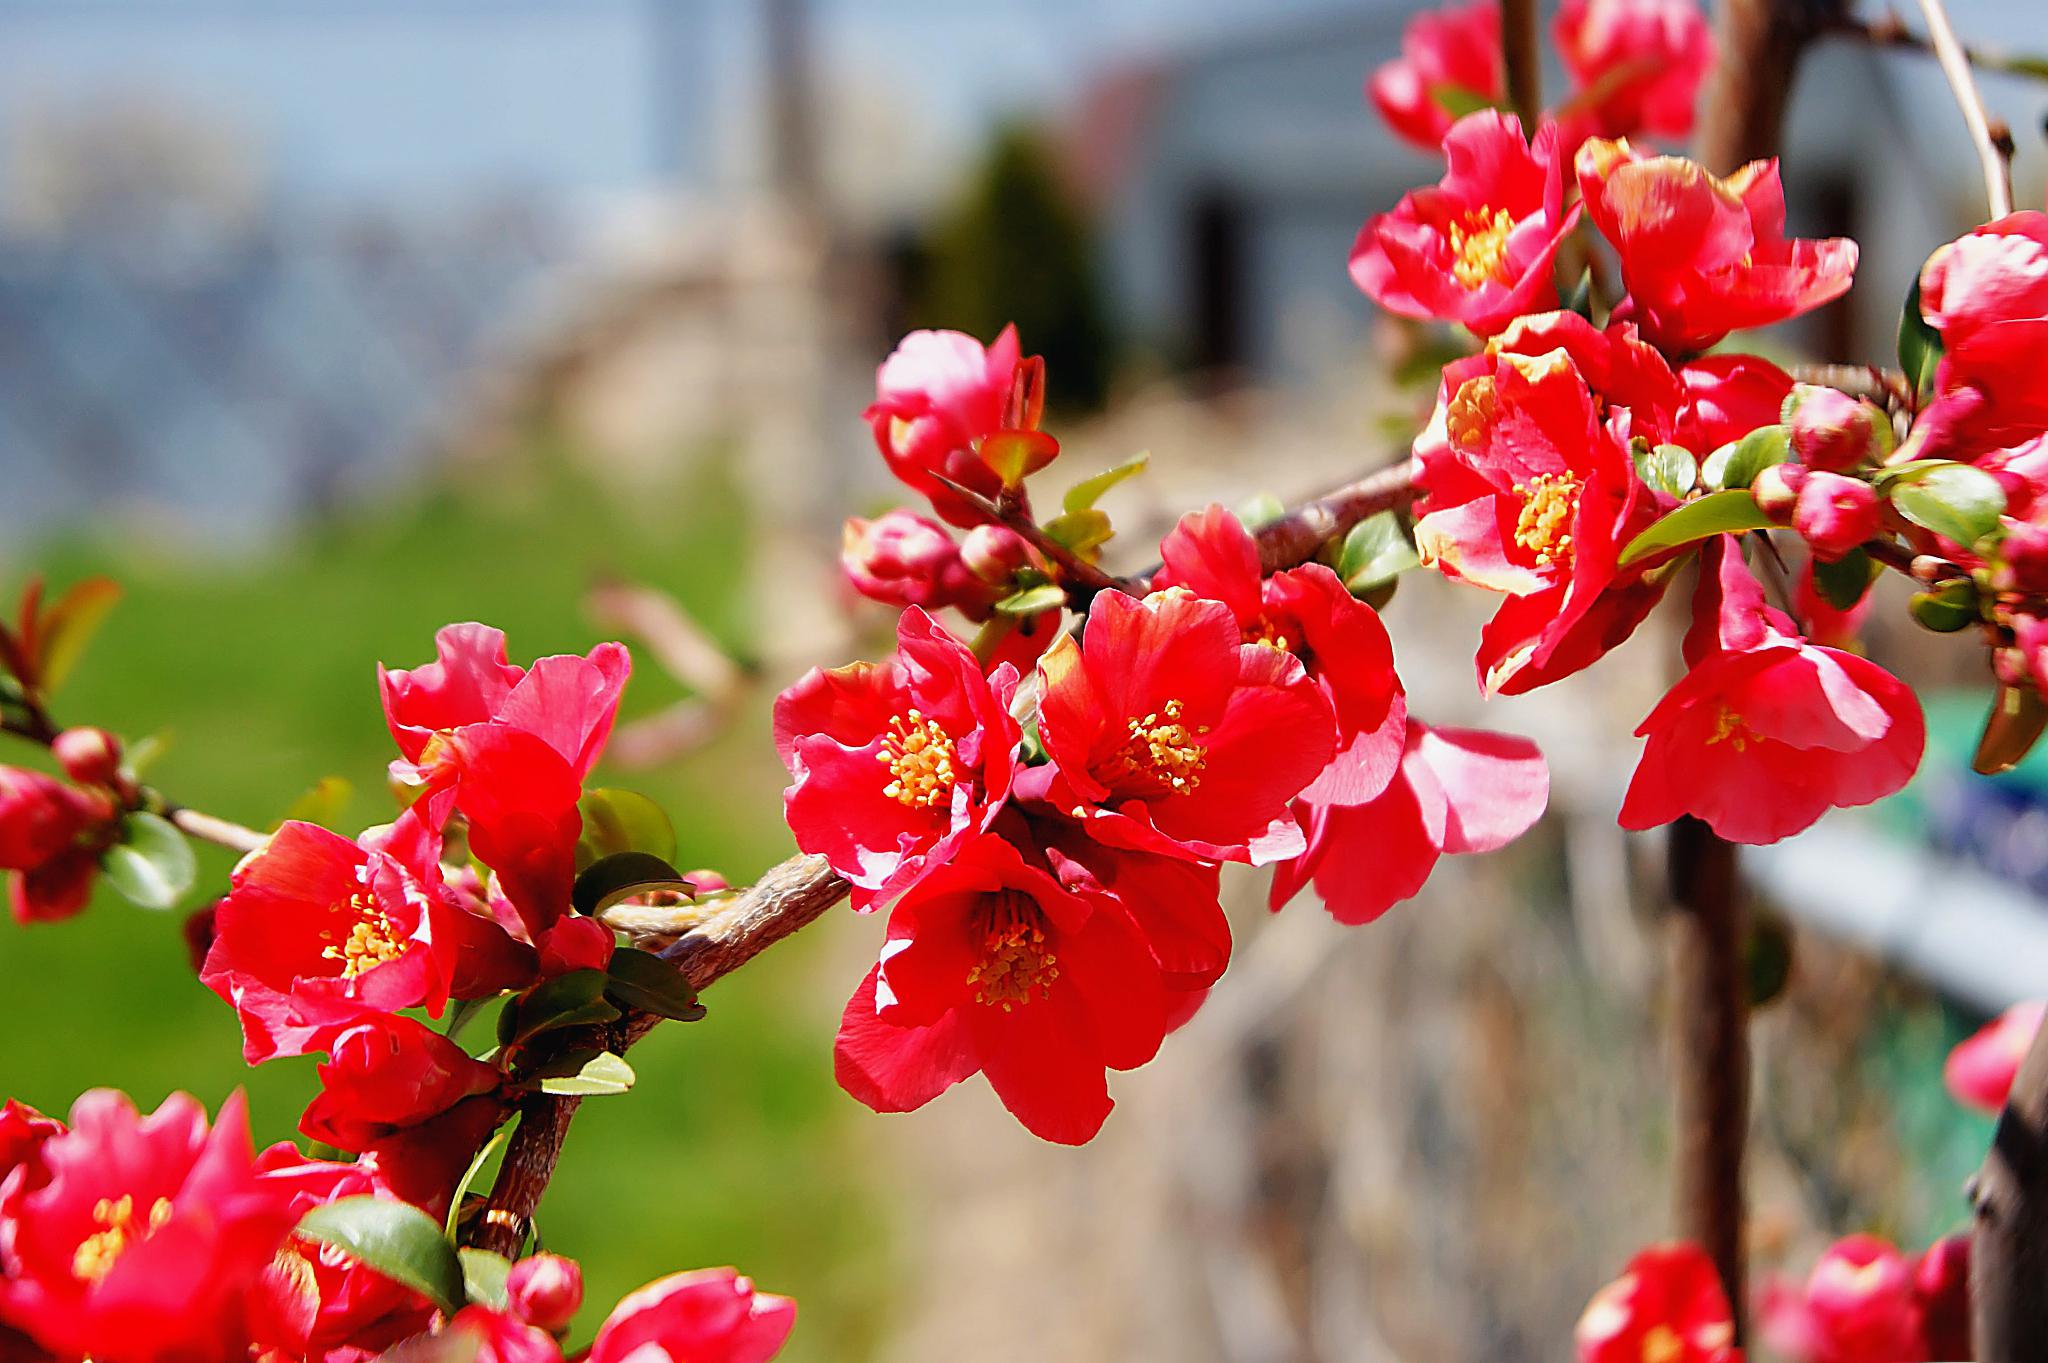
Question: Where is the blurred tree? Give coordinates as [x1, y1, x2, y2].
[913, 126, 1114, 413]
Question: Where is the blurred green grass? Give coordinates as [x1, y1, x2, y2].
[0, 452, 884, 1356]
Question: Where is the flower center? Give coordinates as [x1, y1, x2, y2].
[71, 1194, 172, 1283]
[1707, 705, 1751, 752]
[876, 709, 958, 810]
[965, 890, 1059, 1011]
[1512, 473, 1582, 567]
[1101, 698, 1210, 797]
[1448, 207, 1517, 289]
[321, 888, 407, 980]
[1445, 376, 1498, 452]
[1641, 1326, 1683, 1363]
[1244, 617, 1293, 653]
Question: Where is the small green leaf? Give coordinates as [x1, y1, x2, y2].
[1898, 273, 1944, 402]
[296, 1196, 465, 1315]
[1908, 579, 1980, 632]
[1235, 491, 1287, 530]
[35, 576, 121, 694]
[1061, 452, 1149, 514]
[1041, 509, 1114, 558]
[995, 583, 1066, 617]
[1888, 462, 2005, 548]
[572, 851, 694, 918]
[458, 1248, 513, 1310]
[99, 812, 197, 910]
[1976, 683, 2048, 775]
[604, 946, 706, 1022]
[1810, 547, 1879, 612]
[1636, 443, 1698, 498]
[575, 789, 677, 872]
[1334, 511, 1420, 594]
[1717, 425, 1791, 491]
[1619, 490, 1775, 566]
[280, 776, 353, 832]
[1426, 81, 1497, 118]
[502, 970, 620, 1044]
[536, 1050, 636, 1096]
[978, 429, 1059, 487]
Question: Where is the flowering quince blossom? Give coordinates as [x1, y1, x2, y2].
[0, 1090, 297, 1363]
[1577, 1243, 1739, 1363]
[1757, 1233, 1969, 1363]
[1576, 138, 1858, 354]
[587, 1267, 796, 1363]
[1945, 999, 2045, 1114]
[834, 830, 1185, 1144]
[1412, 311, 1679, 694]
[1350, 112, 1582, 337]
[1676, 353, 1796, 455]
[1552, 0, 1714, 146]
[1270, 720, 1549, 924]
[775, 606, 1022, 910]
[1914, 211, 2048, 460]
[297, 1013, 503, 1153]
[1620, 538, 1924, 844]
[1036, 587, 1335, 865]
[0, 766, 114, 924]
[840, 508, 1011, 617]
[864, 325, 1050, 528]
[1368, 0, 1502, 150]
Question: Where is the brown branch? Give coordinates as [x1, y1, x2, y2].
[1913, 0, 2015, 219]
[1832, 10, 2048, 84]
[1250, 459, 1418, 575]
[1971, 1007, 2048, 1359]
[1501, 0, 1541, 129]
[1695, 0, 1847, 173]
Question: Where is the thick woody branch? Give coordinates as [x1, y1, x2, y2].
[1695, 0, 1847, 173]
[1831, 10, 2048, 83]
[1251, 460, 1417, 575]
[1501, 0, 1542, 129]
[1971, 1009, 2048, 1359]
[1913, 0, 2015, 219]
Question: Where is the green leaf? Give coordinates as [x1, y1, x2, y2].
[280, 776, 353, 831]
[458, 1248, 513, 1310]
[1619, 491, 1776, 566]
[35, 576, 121, 693]
[1898, 273, 1944, 402]
[296, 1196, 465, 1315]
[575, 789, 677, 872]
[1426, 81, 1497, 118]
[604, 946, 706, 1022]
[571, 850, 694, 918]
[1976, 683, 2048, 775]
[1061, 452, 1149, 514]
[1041, 509, 1114, 558]
[536, 1050, 636, 1096]
[978, 429, 1059, 487]
[1235, 491, 1287, 530]
[1909, 579, 1980, 632]
[502, 970, 620, 1044]
[1810, 548, 1878, 612]
[1334, 511, 1420, 594]
[1716, 425, 1790, 491]
[379, 1326, 484, 1363]
[995, 583, 1066, 617]
[1636, 443, 1698, 498]
[1888, 462, 2005, 548]
[99, 812, 197, 910]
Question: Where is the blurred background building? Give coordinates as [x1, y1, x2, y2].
[4, 1, 2048, 1358]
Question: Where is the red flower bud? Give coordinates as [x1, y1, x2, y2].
[51, 727, 122, 788]
[507, 1253, 584, 1332]
[1995, 521, 2048, 595]
[1913, 1234, 1972, 1361]
[840, 511, 995, 616]
[959, 523, 1033, 587]
[1788, 385, 1884, 472]
[9, 846, 99, 924]
[1752, 462, 1809, 523]
[1792, 472, 1879, 561]
[1804, 1235, 1923, 1363]
[0, 767, 99, 871]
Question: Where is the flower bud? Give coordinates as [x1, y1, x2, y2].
[1786, 385, 1886, 471]
[0, 767, 94, 872]
[8, 846, 97, 925]
[683, 868, 730, 894]
[1804, 1236, 1923, 1363]
[51, 727, 122, 788]
[507, 1252, 584, 1332]
[960, 524, 1034, 588]
[1913, 1234, 1972, 1361]
[1752, 461, 1809, 523]
[1993, 520, 2048, 595]
[1792, 471, 1880, 561]
[839, 510, 981, 612]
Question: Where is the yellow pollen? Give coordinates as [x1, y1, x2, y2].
[965, 891, 1060, 1011]
[1244, 617, 1292, 653]
[1445, 376, 1498, 451]
[71, 1194, 172, 1283]
[1707, 706, 1750, 752]
[1448, 207, 1517, 289]
[888, 415, 917, 456]
[1102, 698, 1210, 797]
[1641, 1326, 1684, 1363]
[875, 708, 958, 810]
[321, 889, 406, 980]
[1512, 473, 1581, 567]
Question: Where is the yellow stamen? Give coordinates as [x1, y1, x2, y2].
[1512, 473, 1582, 567]
[1707, 706, 1750, 752]
[1244, 618, 1292, 653]
[1642, 1325, 1684, 1363]
[1448, 207, 1517, 289]
[875, 709, 958, 810]
[71, 1194, 173, 1283]
[1445, 376, 1498, 451]
[965, 890, 1060, 1011]
[321, 889, 406, 980]
[1102, 698, 1209, 796]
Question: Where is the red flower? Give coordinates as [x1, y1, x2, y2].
[0, 1105, 60, 1198]
[9, 847, 101, 926]
[1553, 0, 1714, 145]
[587, 1267, 795, 1363]
[1795, 561, 1872, 651]
[1619, 538, 1923, 844]
[505, 1253, 583, 1333]
[0, 1091, 297, 1363]
[834, 833, 1179, 1145]
[1412, 317, 1674, 694]
[247, 1148, 436, 1359]
[1915, 212, 2048, 459]
[841, 510, 991, 615]
[775, 607, 1022, 909]
[1368, 0, 1502, 151]
[1036, 588, 1335, 865]
[1350, 113, 1582, 337]
[1576, 1243, 1739, 1363]
[0, 769, 106, 873]
[444, 1307, 564, 1363]
[1156, 505, 1407, 804]
[1576, 139, 1857, 353]
[1945, 1000, 2044, 1115]
[298, 1014, 502, 1153]
[1762, 1235, 1926, 1363]
[1677, 354, 1795, 455]
[865, 326, 1048, 527]
[1791, 473, 1880, 562]
[1913, 1235, 1972, 1362]
[200, 812, 484, 1062]
[1271, 720, 1548, 924]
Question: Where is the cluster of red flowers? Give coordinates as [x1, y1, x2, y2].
[0, 1090, 793, 1363]
[0, 731, 123, 923]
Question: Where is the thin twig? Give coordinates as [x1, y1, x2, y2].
[1915, 0, 2015, 219]
[165, 806, 268, 856]
[1833, 10, 2048, 83]
[928, 474, 1130, 598]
